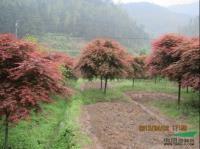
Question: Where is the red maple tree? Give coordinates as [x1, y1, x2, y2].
[181, 37, 200, 91]
[162, 37, 200, 105]
[126, 55, 147, 87]
[146, 34, 188, 76]
[146, 34, 189, 106]
[0, 34, 71, 149]
[75, 39, 128, 93]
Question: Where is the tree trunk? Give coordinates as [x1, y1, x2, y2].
[198, 90, 200, 118]
[186, 86, 189, 93]
[132, 78, 135, 88]
[34, 104, 43, 113]
[199, 90, 200, 108]
[154, 77, 157, 84]
[178, 81, 181, 108]
[104, 77, 108, 94]
[100, 76, 103, 90]
[4, 113, 9, 149]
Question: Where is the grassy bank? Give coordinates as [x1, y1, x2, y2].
[49, 97, 89, 149]
[0, 95, 88, 149]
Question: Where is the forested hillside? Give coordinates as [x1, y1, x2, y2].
[121, 2, 191, 37]
[168, 1, 199, 16]
[179, 16, 199, 36]
[0, 0, 149, 52]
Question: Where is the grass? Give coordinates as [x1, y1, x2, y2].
[76, 78, 199, 130]
[110, 79, 199, 131]
[80, 88, 125, 105]
[0, 78, 199, 149]
[49, 97, 89, 149]
[151, 97, 199, 130]
[114, 78, 178, 94]
[37, 33, 86, 57]
[0, 96, 67, 149]
[0, 94, 89, 149]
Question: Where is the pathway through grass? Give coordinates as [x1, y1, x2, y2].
[0, 79, 199, 149]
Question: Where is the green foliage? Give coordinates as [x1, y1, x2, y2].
[37, 33, 86, 56]
[0, 96, 88, 149]
[80, 87, 125, 105]
[113, 78, 177, 93]
[23, 34, 38, 43]
[138, 48, 149, 55]
[0, 96, 65, 149]
[0, 0, 149, 50]
[152, 95, 199, 130]
[48, 98, 89, 149]
[61, 65, 76, 82]
[180, 16, 199, 36]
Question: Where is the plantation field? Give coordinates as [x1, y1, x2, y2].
[37, 33, 87, 56]
[1, 79, 199, 149]
[0, 1, 199, 148]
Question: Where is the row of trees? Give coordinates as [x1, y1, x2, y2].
[0, 33, 199, 148]
[74, 39, 147, 93]
[146, 34, 200, 107]
[74, 34, 199, 100]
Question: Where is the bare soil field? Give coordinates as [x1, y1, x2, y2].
[80, 92, 199, 149]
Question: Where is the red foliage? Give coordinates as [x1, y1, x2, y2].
[45, 52, 77, 79]
[146, 33, 189, 77]
[75, 39, 128, 79]
[125, 55, 135, 79]
[134, 55, 147, 79]
[45, 52, 74, 69]
[127, 55, 147, 79]
[0, 34, 71, 122]
[147, 34, 199, 91]
[146, 34, 199, 105]
[145, 55, 160, 77]
[178, 37, 199, 90]
[162, 37, 199, 88]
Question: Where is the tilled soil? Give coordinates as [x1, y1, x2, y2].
[80, 93, 199, 149]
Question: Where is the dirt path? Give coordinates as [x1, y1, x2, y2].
[80, 92, 199, 149]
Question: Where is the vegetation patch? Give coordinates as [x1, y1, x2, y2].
[0, 95, 89, 149]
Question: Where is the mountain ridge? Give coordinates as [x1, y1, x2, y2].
[168, 1, 199, 16]
[120, 2, 192, 37]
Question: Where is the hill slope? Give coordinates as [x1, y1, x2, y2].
[121, 2, 191, 37]
[168, 2, 199, 16]
[0, 0, 149, 50]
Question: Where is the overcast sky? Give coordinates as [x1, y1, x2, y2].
[113, 0, 198, 6]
